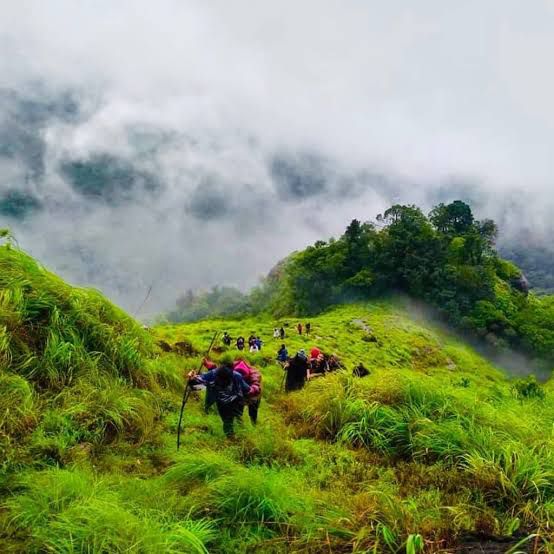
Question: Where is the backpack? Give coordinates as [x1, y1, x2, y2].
[215, 378, 240, 405]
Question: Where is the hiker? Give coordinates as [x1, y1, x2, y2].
[279, 326, 285, 339]
[310, 347, 321, 362]
[248, 334, 256, 348]
[236, 336, 245, 351]
[327, 354, 342, 372]
[255, 336, 263, 351]
[284, 350, 310, 392]
[309, 347, 328, 375]
[273, 328, 280, 339]
[249, 341, 259, 353]
[189, 363, 251, 437]
[297, 323, 303, 335]
[277, 344, 288, 364]
[306, 322, 311, 335]
[222, 332, 232, 346]
[233, 359, 262, 425]
[353, 363, 370, 377]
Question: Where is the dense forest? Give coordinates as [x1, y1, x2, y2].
[168, 201, 554, 363]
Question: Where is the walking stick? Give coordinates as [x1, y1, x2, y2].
[177, 331, 219, 449]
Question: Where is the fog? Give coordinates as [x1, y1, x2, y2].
[1, 1, 553, 315]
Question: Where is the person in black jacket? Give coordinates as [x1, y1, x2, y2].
[189, 364, 251, 436]
[284, 350, 310, 392]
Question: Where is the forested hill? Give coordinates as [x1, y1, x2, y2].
[168, 201, 554, 365]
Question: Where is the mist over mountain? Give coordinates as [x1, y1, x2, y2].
[1, 1, 554, 313]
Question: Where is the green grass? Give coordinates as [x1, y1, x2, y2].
[1, 242, 553, 552]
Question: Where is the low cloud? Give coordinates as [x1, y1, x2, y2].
[1, 1, 553, 315]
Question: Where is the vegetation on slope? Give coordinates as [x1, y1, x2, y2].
[0, 235, 215, 553]
[1, 236, 553, 552]
[248, 201, 554, 365]
[166, 201, 554, 366]
[153, 304, 554, 552]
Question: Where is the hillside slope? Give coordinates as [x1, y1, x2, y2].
[154, 302, 554, 552]
[1, 244, 552, 553]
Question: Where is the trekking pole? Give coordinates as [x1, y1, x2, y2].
[177, 331, 219, 450]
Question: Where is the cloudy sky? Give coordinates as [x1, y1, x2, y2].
[1, 1, 553, 314]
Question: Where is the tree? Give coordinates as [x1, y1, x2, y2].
[429, 201, 474, 235]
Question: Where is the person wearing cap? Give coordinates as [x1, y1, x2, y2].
[284, 349, 310, 392]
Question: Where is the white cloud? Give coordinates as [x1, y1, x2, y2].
[1, 0, 553, 314]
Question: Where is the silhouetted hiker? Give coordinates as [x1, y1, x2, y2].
[273, 328, 280, 339]
[222, 332, 232, 346]
[277, 344, 288, 364]
[189, 363, 251, 437]
[255, 336, 263, 350]
[233, 359, 262, 425]
[279, 327, 285, 339]
[248, 334, 256, 348]
[297, 323, 303, 335]
[306, 322, 311, 335]
[353, 363, 370, 378]
[284, 350, 309, 392]
[236, 336, 245, 350]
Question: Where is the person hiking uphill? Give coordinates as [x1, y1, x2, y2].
[284, 350, 310, 392]
[309, 347, 328, 375]
[305, 322, 311, 335]
[189, 362, 251, 437]
[222, 332, 232, 346]
[277, 344, 288, 364]
[297, 323, 303, 335]
[232, 359, 262, 425]
[236, 336, 245, 351]
[279, 326, 285, 340]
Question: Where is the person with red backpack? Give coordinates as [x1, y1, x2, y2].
[202, 357, 262, 424]
[232, 359, 262, 425]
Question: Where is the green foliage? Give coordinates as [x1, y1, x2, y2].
[0, 244, 153, 387]
[511, 375, 546, 401]
[2, 242, 554, 552]
[245, 200, 554, 363]
[3, 467, 213, 553]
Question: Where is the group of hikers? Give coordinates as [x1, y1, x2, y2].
[187, 323, 353, 437]
[221, 322, 312, 353]
[223, 331, 265, 352]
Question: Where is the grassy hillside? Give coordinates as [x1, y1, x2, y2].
[1, 242, 553, 552]
[154, 302, 554, 552]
